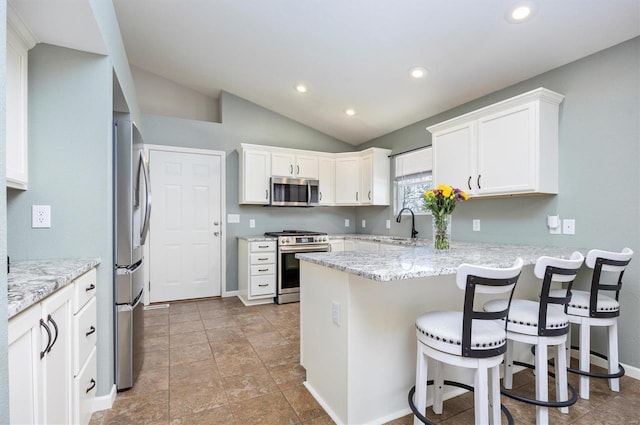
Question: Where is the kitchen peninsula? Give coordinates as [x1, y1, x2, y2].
[297, 241, 581, 425]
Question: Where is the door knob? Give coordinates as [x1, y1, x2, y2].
[213, 221, 219, 226]
[213, 231, 220, 236]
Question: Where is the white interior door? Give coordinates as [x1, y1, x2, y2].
[149, 148, 223, 302]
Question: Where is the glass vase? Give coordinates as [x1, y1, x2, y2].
[432, 214, 452, 250]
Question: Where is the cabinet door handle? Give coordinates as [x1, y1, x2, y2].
[467, 176, 472, 191]
[86, 379, 96, 394]
[258, 283, 268, 287]
[477, 174, 482, 190]
[319, 192, 323, 201]
[265, 189, 269, 200]
[356, 192, 359, 201]
[39, 319, 52, 359]
[296, 165, 300, 175]
[86, 326, 96, 337]
[86, 283, 96, 292]
[47, 314, 59, 354]
[290, 164, 293, 174]
[368, 190, 371, 200]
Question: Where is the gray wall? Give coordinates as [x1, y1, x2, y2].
[141, 91, 357, 292]
[0, 0, 9, 420]
[6, 44, 114, 396]
[357, 37, 640, 367]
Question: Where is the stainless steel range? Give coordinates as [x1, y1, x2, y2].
[264, 230, 330, 304]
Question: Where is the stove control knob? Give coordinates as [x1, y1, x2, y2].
[281, 237, 289, 244]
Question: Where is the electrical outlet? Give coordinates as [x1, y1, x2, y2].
[361, 219, 366, 228]
[345, 219, 350, 227]
[563, 219, 575, 235]
[32, 205, 51, 228]
[227, 214, 240, 223]
[331, 301, 341, 326]
[473, 219, 481, 232]
[385, 219, 391, 229]
[249, 219, 255, 228]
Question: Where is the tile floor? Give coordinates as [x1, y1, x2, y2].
[89, 297, 640, 425]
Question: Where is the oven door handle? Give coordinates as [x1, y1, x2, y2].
[279, 245, 330, 253]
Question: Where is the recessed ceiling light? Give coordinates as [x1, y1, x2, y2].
[409, 66, 428, 79]
[295, 83, 308, 93]
[345, 108, 356, 116]
[505, 2, 537, 23]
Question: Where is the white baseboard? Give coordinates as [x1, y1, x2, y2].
[92, 384, 117, 412]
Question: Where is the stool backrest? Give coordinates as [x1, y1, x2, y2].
[534, 251, 584, 336]
[585, 247, 633, 318]
[456, 258, 523, 358]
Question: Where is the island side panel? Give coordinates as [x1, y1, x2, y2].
[300, 261, 350, 424]
[347, 273, 464, 424]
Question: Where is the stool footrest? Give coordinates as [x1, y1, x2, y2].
[501, 361, 578, 408]
[408, 380, 514, 425]
[566, 345, 626, 379]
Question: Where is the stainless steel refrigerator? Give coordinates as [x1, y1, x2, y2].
[114, 118, 151, 391]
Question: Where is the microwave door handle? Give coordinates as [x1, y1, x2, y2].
[307, 181, 312, 204]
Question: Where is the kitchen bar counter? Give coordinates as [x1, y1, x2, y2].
[8, 258, 101, 318]
[298, 242, 583, 424]
[297, 241, 582, 281]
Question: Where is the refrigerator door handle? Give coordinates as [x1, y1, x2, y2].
[138, 150, 152, 246]
[116, 259, 143, 276]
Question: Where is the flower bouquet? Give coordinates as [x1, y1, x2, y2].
[423, 184, 469, 250]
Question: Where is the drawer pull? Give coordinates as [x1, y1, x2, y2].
[86, 326, 96, 337]
[257, 257, 269, 261]
[85, 284, 96, 292]
[258, 284, 268, 287]
[86, 379, 96, 393]
[257, 268, 269, 272]
[39, 319, 52, 359]
[258, 245, 269, 248]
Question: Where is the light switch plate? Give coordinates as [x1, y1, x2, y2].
[331, 301, 341, 326]
[385, 219, 391, 229]
[249, 219, 256, 229]
[361, 219, 366, 228]
[473, 219, 481, 232]
[345, 219, 350, 227]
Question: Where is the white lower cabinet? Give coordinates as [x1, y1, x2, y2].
[8, 268, 97, 425]
[238, 239, 277, 305]
[329, 240, 344, 252]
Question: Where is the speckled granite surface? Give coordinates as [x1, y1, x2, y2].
[237, 236, 277, 242]
[8, 258, 101, 318]
[296, 242, 583, 282]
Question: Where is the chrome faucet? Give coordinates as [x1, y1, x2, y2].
[396, 208, 418, 239]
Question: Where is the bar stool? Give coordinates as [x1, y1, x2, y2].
[409, 258, 523, 425]
[484, 252, 584, 425]
[553, 247, 633, 400]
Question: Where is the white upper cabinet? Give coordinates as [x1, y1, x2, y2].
[6, 12, 35, 190]
[238, 143, 391, 206]
[238, 145, 271, 204]
[318, 156, 336, 205]
[271, 150, 318, 179]
[429, 88, 564, 197]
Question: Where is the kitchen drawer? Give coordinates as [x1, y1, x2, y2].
[250, 241, 276, 252]
[74, 297, 97, 376]
[250, 274, 276, 296]
[251, 264, 276, 275]
[73, 268, 97, 313]
[73, 346, 97, 425]
[250, 252, 275, 265]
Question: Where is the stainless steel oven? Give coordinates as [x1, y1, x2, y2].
[265, 231, 329, 304]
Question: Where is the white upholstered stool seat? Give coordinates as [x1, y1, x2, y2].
[410, 258, 523, 425]
[484, 252, 584, 425]
[561, 247, 633, 400]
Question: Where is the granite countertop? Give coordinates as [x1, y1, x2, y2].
[8, 258, 101, 318]
[296, 241, 583, 282]
[237, 236, 277, 242]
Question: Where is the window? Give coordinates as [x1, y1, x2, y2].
[394, 147, 433, 215]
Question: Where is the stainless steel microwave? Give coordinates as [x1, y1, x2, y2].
[270, 177, 319, 206]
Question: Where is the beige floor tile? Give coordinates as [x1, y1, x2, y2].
[214, 350, 265, 377]
[229, 392, 300, 425]
[268, 363, 306, 388]
[247, 330, 290, 350]
[222, 367, 279, 403]
[143, 350, 170, 369]
[206, 326, 245, 342]
[169, 380, 228, 419]
[169, 311, 201, 323]
[301, 415, 336, 425]
[254, 342, 299, 368]
[169, 330, 209, 347]
[145, 324, 170, 338]
[169, 405, 237, 425]
[143, 335, 169, 352]
[281, 382, 326, 422]
[103, 390, 169, 425]
[203, 315, 239, 329]
[144, 314, 169, 327]
[117, 366, 169, 399]
[170, 342, 213, 366]
[210, 337, 254, 356]
[169, 358, 221, 387]
[167, 302, 200, 315]
[240, 320, 278, 336]
[169, 319, 204, 334]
